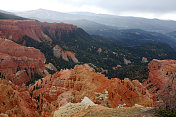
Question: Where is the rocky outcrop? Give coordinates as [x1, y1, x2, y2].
[45, 63, 57, 72]
[124, 58, 132, 65]
[30, 64, 153, 113]
[144, 59, 176, 110]
[0, 38, 47, 86]
[1, 58, 176, 116]
[54, 97, 95, 117]
[53, 45, 79, 63]
[142, 57, 148, 63]
[94, 89, 109, 107]
[53, 45, 62, 58]
[98, 48, 102, 54]
[0, 19, 77, 42]
[54, 96, 154, 117]
[0, 79, 38, 117]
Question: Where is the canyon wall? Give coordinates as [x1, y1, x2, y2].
[0, 38, 47, 86]
[0, 19, 77, 42]
[144, 59, 176, 110]
[53, 45, 79, 63]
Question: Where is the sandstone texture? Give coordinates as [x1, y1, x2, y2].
[0, 79, 38, 117]
[0, 38, 47, 86]
[30, 64, 153, 114]
[144, 59, 176, 110]
[1, 59, 176, 116]
[2, 19, 173, 116]
[0, 19, 77, 42]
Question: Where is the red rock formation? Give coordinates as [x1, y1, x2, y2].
[0, 19, 77, 42]
[30, 64, 153, 112]
[0, 79, 38, 117]
[1, 57, 176, 116]
[53, 45, 62, 58]
[0, 19, 50, 42]
[0, 38, 47, 86]
[41, 22, 77, 41]
[53, 45, 79, 63]
[65, 51, 79, 63]
[144, 59, 176, 110]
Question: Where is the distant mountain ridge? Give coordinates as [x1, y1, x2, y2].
[90, 28, 176, 48]
[0, 10, 27, 20]
[15, 9, 176, 33]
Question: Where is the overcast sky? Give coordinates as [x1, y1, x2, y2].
[1, 0, 176, 20]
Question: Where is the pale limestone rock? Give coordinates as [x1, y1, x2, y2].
[124, 58, 132, 65]
[45, 63, 57, 71]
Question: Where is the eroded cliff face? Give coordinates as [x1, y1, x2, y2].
[0, 19, 77, 42]
[29, 64, 153, 113]
[2, 59, 176, 116]
[41, 22, 77, 41]
[0, 19, 79, 64]
[144, 59, 176, 110]
[0, 19, 50, 42]
[0, 38, 47, 86]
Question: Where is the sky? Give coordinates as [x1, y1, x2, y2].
[1, 0, 176, 20]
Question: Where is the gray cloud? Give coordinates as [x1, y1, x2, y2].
[55, 0, 176, 14]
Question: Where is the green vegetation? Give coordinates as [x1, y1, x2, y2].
[17, 28, 176, 83]
[25, 72, 43, 86]
[108, 64, 149, 82]
[0, 72, 5, 80]
[155, 109, 176, 117]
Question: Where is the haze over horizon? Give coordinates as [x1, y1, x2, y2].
[1, 0, 176, 21]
